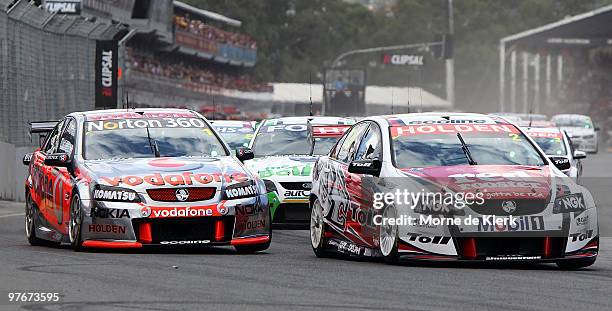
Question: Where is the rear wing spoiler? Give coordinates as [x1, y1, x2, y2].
[30, 121, 58, 134]
[29, 120, 58, 147]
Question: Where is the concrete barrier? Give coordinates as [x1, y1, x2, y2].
[15, 146, 35, 202]
[0, 141, 16, 201]
[0, 141, 34, 202]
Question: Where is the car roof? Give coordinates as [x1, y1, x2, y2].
[551, 114, 591, 120]
[260, 116, 354, 126]
[74, 108, 198, 121]
[375, 112, 511, 126]
[210, 120, 254, 127]
[524, 126, 562, 134]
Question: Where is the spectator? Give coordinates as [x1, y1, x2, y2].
[126, 49, 272, 93]
[174, 14, 256, 50]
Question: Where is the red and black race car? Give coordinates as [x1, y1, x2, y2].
[23, 108, 270, 252]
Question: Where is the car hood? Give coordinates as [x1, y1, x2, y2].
[401, 165, 554, 201]
[244, 155, 318, 182]
[83, 156, 255, 193]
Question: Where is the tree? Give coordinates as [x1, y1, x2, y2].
[181, 0, 612, 111]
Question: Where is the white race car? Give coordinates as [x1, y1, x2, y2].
[310, 113, 598, 269]
[210, 120, 256, 150]
[551, 114, 599, 153]
[524, 127, 586, 179]
[245, 117, 354, 224]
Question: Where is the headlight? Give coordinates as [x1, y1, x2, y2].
[92, 185, 141, 203]
[263, 179, 277, 193]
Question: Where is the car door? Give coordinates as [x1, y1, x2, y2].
[53, 118, 77, 231]
[321, 122, 369, 239]
[35, 119, 66, 231]
[343, 122, 383, 246]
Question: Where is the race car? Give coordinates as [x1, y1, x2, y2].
[245, 116, 354, 224]
[517, 119, 556, 128]
[23, 108, 271, 252]
[551, 114, 599, 153]
[310, 113, 598, 269]
[210, 120, 256, 150]
[524, 127, 586, 179]
[491, 113, 551, 127]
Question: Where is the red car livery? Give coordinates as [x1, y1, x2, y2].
[23, 108, 270, 252]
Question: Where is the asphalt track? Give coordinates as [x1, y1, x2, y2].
[1, 154, 612, 310]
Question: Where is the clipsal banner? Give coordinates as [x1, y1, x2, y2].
[383, 54, 424, 66]
[95, 40, 118, 109]
[43, 0, 81, 14]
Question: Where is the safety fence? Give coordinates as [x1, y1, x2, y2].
[0, 0, 123, 147]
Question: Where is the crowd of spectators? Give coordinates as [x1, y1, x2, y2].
[126, 49, 271, 93]
[174, 14, 256, 50]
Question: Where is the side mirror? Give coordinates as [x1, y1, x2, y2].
[348, 159, 382, 176]
[236, 147, 254, 162]
[573, 150, 587, 160]
[44, 153, 71, 167]
[548, 156, 571, 171]
[23, 153, 33, 166]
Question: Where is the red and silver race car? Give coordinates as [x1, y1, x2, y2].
[310, 113, 598, 269]
[23, 109, 270, 252]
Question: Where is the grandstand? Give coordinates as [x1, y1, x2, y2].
[80, 0, 269, 119]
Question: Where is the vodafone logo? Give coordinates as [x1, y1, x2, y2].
[217, 203, 228, 215]
[140, 206, 151, 217]
[139, 206, 217, 218]
[151, 207, 214, 218]
[100, 172, 249, 187]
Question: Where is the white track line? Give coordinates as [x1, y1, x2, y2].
[0, 213, 25, 218]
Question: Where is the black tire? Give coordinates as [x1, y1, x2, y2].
[68, 194, 84, 251]
[310, 198, 332, 258]
[556, 257, 596, 270]
[380, 206, 400, 264]
[235, 206, 272, 254]
[25, 193, 55, 246]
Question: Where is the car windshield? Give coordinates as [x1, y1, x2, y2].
[391, 123, 546, 168]
[213, 126, 254, 149]
[528, 133, 566, 156]
[84, 118, 227, 160]
[252, 124, 311, 156]
[553, 116, 593, 128]
[312, 137, 341, 155]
